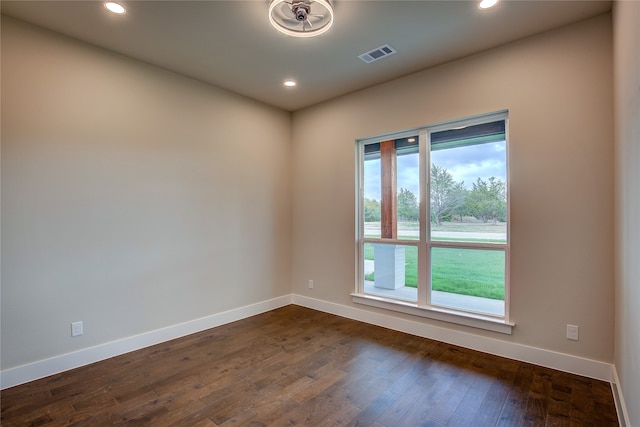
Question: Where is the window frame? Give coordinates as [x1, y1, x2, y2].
[354, 111, 513, 334]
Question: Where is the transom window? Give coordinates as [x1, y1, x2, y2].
[355, 112, 510, 331]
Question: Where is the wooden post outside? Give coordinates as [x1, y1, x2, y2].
[380, 140, 397, 239]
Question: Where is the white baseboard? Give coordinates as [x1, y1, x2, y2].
[0, 295, 293, 390]
[1, 293, 618, 396]
[292, 294, 615, 383]
[611, 365, 631, 427]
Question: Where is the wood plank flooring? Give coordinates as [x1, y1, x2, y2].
[1, 305, 619, 426]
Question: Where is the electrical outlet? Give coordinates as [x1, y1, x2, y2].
[566, 324, 579, 341]
[71, 321, 84, 337]
[308, 280, 314, 289]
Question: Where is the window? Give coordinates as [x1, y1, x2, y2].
[355, 112, 511, 332]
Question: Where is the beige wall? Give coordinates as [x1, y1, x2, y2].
[292, 14, 614, 362]
[1, 16, 292, 370]
[614, 1, 640, 425]
[1, 10, 621, 382]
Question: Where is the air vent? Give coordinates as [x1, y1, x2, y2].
[358, 44, 396, 64]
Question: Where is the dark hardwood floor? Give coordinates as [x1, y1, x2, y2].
[1, 305, 619, 426]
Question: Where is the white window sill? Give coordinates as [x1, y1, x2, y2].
[351, 293, 514, 334]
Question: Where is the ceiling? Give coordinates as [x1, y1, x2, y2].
[1, 0, 611, 112]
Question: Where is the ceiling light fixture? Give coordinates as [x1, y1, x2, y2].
[478, 0, 498, 9]
[284, 80, 297, 87]
[269, 0, 334, 38]
[104, 2, 126, 14]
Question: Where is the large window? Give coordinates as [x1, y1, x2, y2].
[355, 112, 510, 331]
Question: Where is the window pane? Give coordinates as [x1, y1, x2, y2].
[363, 242, 417, 302]
[430, 247, 505, 316]
[363, 138, 419, 240]
[397, 152, 419, 241]
[363, 157, 381, 238]
[430, 121, 506, 244]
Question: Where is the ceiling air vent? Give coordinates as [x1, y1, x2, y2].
[358, 44, 396, 64]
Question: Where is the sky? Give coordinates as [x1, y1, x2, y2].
[364, 141, 506, 201]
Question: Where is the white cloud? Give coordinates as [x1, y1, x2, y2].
[432, 141, 506, 187]
[363, 141, 505, 201]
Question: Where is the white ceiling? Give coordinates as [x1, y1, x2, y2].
[1, 0, 611, 111]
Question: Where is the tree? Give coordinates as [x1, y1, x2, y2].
[363, 198, 381, 222]
[465, 177, 506, 223]
[449, 181, 469, 222]
[430, 164, 466, 225]
[397, 188, 419, 221]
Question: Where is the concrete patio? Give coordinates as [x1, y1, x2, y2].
[363, 259, 504, 317]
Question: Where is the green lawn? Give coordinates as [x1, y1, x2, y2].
[364, 243, 505, 300]
[431, 221, 506, 233]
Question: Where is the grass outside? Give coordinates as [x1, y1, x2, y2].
[364, 221, 506, 243]
[431, 222, 506, 233]
[364, 243, 505, 300]
[365, 221, 506, 233]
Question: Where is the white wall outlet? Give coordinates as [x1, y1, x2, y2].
[308, 280, 314, 289]
[566, 324, 579, 341]
[71, 321, 84, 337]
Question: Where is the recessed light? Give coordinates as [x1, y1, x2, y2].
[284, 80, 297, 87]
[105, 2, 126, 14]
[479, 0, 498, 9]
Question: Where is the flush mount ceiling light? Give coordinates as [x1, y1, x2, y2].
[269, 0, 334, 38]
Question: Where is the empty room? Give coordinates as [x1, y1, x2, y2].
[1, 1, 638, 426]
